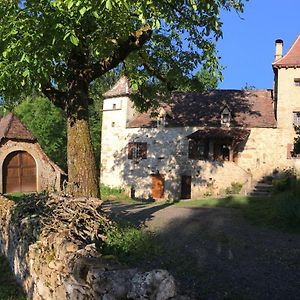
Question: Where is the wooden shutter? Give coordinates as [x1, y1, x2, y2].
[128, 143, 134, 159]
[188, 140, 196, 159]
[140, 143, 147, 159]
[204, 140, 209, 159]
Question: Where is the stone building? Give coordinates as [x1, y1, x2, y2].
[0, 113, 64, 194]
[100, 36, 300, 200]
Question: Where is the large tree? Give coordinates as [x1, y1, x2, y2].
[0, 0, 246, 197]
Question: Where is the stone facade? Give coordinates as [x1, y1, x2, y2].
[0, 140, 63, 193]
[101, 36, 300, 200]
[0, 113, 64, 194]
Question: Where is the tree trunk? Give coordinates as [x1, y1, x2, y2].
[66, 82, 99, 198]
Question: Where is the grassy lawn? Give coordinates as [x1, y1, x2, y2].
[101, 183, 300, 233]
[0, 256, 25, 300]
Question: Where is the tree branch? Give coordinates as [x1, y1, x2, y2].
[86, 25, 152, 82]
[42, 83, 67, 110]
[138, 52, 175, 91]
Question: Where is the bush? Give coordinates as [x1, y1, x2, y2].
[101, 223, 163, 264]
[274, 190, 300, 228]
[225, 182, 243, 195]
[272, 177, 292, 193]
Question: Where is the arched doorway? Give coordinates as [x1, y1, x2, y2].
[3, 151, 37, 193]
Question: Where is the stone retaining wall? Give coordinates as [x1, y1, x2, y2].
[0, 194, 186, 300]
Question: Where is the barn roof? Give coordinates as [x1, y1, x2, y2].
[127, 89, 276, 129]
[0, 113, 36, 142]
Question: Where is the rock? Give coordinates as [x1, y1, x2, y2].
[65, 242, 79, 253]
[128, 269, 177, 300]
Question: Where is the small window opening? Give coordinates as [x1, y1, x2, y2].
[221, 107, 231, 126]
[112, 103, 116, 109]
[111, 122, 115, 127]
[294, 78, 300, 86]
[293, 112, 300, 126]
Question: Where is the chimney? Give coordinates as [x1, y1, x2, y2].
[275, 39, 283, 61]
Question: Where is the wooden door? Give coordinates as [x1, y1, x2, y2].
[3, 151, 36, 193]
[151, 174, 165, 199]
[181, 175, 191, 199]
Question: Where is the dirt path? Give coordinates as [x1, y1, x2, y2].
[102, 202, 300, 300]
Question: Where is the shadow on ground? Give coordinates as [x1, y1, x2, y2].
[102, 198, 300, 300]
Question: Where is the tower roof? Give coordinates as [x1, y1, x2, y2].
[273, 35, 300, 68]
[103, 76, 132, 98]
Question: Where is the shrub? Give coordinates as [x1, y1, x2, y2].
[274, 190, 300, 228]
[101, 223, 163, 264]
[272, 177, 292, 193]
[225, 182, 243, 195]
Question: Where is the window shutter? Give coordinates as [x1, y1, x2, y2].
[204, 140, 209, 159]
[188, 140, 195, 159]
[128, 143, 134, 159]
[140, 143, 147, 159]
[287, 143, 293, 159]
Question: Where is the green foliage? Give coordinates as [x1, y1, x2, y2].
[0, 0, 246, 104]
[272, 177, 292, 193]
[14, 96, 67, 170]
[274, 189, 300, 228]
[100, 184, 134, 202]
[101, 223, 162, 264]
[225, 182, 243, 195]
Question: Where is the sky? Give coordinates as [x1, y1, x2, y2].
[217, 0, 300, 90]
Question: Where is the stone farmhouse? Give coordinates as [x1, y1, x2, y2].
[101, 36, 300, 200]
[0, 113, 64, 194]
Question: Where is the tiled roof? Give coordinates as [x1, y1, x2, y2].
[187, 128, 251, 141]
[127, 89, 276, 129]
[0, 113, 36, 142]
[103, 76, 132, 98]
[273, 35, 300, 68]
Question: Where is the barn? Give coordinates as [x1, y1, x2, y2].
[0, 113, 64, 194]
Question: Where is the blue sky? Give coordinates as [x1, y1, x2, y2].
[217, 0, 300, 89]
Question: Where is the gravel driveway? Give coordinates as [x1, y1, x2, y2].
[102, 201, 300, 300]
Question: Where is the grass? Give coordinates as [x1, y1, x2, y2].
[100, 185, 142, 204]
[175, 193, 300, 232]
[101, 221, 163, 265]
[0, 256, 26, 300]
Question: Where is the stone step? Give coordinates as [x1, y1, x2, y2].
[249, 191, 271, 197]
[249, 181, 273, 197]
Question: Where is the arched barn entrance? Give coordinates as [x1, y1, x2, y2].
[3, 151, 37, 193]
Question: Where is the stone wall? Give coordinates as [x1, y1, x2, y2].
[0, 140, 63, 193]
[0, 194, 185, 300]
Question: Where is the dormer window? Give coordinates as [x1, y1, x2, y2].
[221, 107, 231, 126]
[157, 115, 166, 127]
[156, 108, 168, 127]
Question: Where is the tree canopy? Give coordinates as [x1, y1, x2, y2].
[0, 0, 247, 197]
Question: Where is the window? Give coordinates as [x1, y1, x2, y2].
[188, 140, 209, 160]
[294, 78, 300, 86]
[112, 103, 116, 109]
[221, 107, 231, 126]
[128, 142, 147, 159]
[293, 112, 300, 126]
[157, 116, 166, 127]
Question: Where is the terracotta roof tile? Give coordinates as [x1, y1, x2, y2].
[103, 76, 132, 98]
[127, 89, 276, 129]
[273, 35, 300, 68]
[187, 128, 251, 141]
[0, 113, 36, 142]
